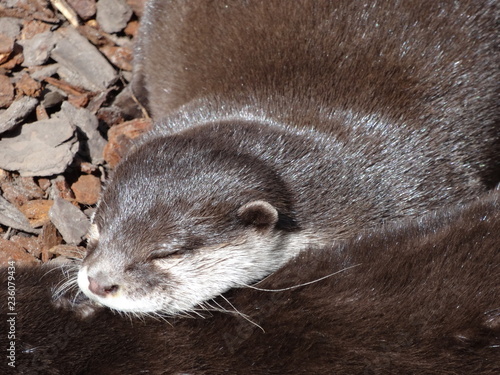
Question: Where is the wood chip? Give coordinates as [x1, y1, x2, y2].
[18, 199, 54, 228]
[50, 0, 81, 27]
[0, 44, 23, 69]
[0, 237, 39, 266]
[48, 244, 85, 259]
[71, 174, 101, 205]
[124, 20, 139, 37]
[0, 33, 14, 64]
[0, 74, 14, 108]
[16, 72, 42, 98]
[20, 19, 52, 40]
[104, 118, 152, 167]
[100, 45, 133, 71]
[0, 0, 59, 24]
[10, 235, 42, 258]
[53, 176, 76, 201]
[42, 76, 87, 96]
[36, 104, 50, 120]
[39, 221, 62, 262]
[0, 176, 45, 207]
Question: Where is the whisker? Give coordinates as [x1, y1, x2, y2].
[219, 295, 264, 332]
[243, 264, 361, 292]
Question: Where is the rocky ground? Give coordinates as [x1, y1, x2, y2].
[0, 0, 152, 266]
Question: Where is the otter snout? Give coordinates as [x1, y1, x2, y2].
[88, 276, 119, 297]
[77, 266, 120, 301]
[76, 265, 165, 313]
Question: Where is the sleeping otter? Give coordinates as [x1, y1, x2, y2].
[3, 190, 499, 374]
[77, 0, 499, 315]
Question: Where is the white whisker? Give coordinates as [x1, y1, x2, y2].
[243, 264, 361, 292]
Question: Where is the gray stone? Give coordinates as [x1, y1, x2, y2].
[0, 17, 22, 39]
[96, 0, 133, 34]
[18, 31, 56, 67]
[42, 88, 66, 108]
[113, 84, 143, 119]
[0, 118, 79, 176]
[0, 96, 38, 134]
[83, 207, 96, 219]
[57, 102, 106, 164]
[121, 70, 132, 82]
[4, 0, 28, 7]
[48, 197, 90, 244]
[29, 64, 60, 80]
[0, 195, 38, 234]
[51, 27, 118, 91]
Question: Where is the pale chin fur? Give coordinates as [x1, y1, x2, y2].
[77, 266, 164, 313]
[77, 231, 320, 316]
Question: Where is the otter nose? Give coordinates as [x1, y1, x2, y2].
[88, 277, 119, 297]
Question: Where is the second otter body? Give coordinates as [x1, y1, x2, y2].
[6, 191, 500, 374]
[78, 0, 499, 315]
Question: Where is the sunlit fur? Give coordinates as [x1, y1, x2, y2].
[77, 0, 498, 317]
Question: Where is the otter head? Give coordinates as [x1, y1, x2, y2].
[77, 129, 300, 315]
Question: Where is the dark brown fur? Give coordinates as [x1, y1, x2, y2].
[3, 191, 499, 374]
[79, 0, 499, 313]
[131, 0, 500, 220]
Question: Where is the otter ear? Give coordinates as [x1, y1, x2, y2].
[237, 200, 279, 229]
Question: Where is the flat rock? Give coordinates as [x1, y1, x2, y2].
[0, 237, 39, 267]
[51, 27, 118, 91]
[0, 17, 22, 39]
[57, 101, 106, 164]
[41, 87, 66, 108]
[0, 195, 38, 234]
[67, 0, 97, 20]
[18, 31, 56, 68]
[0, 96, 38, 133]
[113, 84, 143, 119]
[0, 117, 79, 176]
[48, 197, 90, 244]
[96, 0, 133, 34]
[29, 63, 60, 80]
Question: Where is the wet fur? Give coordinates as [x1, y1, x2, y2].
[2, 191, 499, 374]
[78, 0, 499, 314]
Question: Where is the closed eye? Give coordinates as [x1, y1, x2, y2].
[148, 248, 189, 260]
